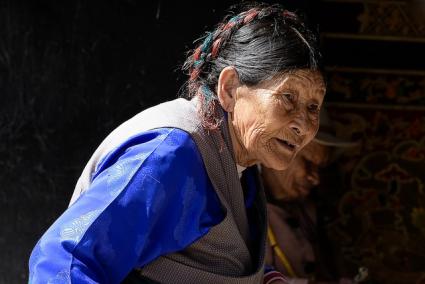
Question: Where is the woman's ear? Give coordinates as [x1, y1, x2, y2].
[217, 66, 240, 112]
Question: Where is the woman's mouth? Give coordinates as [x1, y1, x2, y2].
[276, 138, 299, 152]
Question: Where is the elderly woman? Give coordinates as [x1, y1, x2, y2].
[28, 3, 326, 284]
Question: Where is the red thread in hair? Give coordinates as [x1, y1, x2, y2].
[243, 9, 258, 24]
[211, 38, 222, 58]
[193, 47, 201, 61]
[223, 21, 236, 31]
[190, 68, 201, 80]
[283, 10, 297, 20]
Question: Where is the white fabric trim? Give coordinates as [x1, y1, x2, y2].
[236, 164, 246, 178]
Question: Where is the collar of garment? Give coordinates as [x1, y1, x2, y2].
[237, 164, 246, 178]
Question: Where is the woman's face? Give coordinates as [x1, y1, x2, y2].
[230, 69, 326, 170]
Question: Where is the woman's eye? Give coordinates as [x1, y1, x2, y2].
[283, 93, 294, 102]
[308, 104, 319, 113]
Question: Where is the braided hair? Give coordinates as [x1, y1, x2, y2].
[182, 2, 323, 130]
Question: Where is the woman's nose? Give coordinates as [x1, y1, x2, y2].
[289, 109, 316, 137]
[289, 107, 312, 136]
[290, 125, 301, 135]
[289, 119, 306, 136]
[307, 171, 320, 186]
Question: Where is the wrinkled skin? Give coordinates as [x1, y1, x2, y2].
[226, 69, 326, 170]
[262, 141, 329, 201]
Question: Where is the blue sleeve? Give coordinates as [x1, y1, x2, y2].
[28, 128, 224, 284]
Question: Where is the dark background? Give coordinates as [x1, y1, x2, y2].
[1, 0, 424, 283]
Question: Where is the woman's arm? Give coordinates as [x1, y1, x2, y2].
[28, 128, 224, 283]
